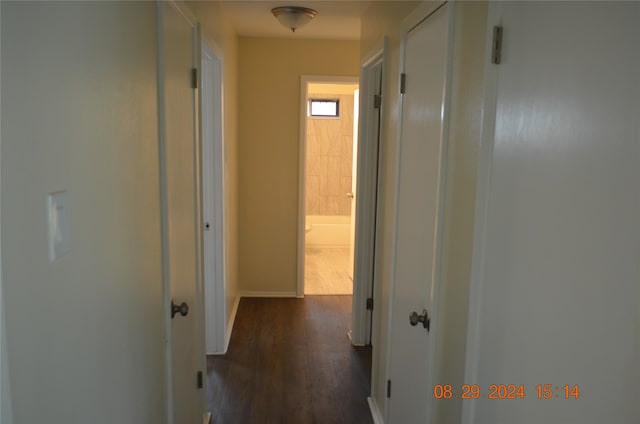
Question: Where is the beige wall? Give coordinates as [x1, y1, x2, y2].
[1, 2, 166, 422]
[306, 92, 355, 217]
[237, 38, 359, 294]
[187, 0, 241, 341]
[361, 1, 487, 422]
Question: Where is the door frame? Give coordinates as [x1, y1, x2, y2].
[461, 3, 500, 423]
[350, 42, 387, 347]
[296, 75, 360, 298]
[200, 39, 227, 354]
[384, 2, 455, 421]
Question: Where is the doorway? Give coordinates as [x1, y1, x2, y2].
[298, 77, 360, 296]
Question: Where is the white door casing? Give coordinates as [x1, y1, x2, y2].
[157, 2, 204, 422]
[387, 3, 452, 423]
[464, 3, 640, 424]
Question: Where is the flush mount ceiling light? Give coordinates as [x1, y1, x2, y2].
[271, 6, 318, 33]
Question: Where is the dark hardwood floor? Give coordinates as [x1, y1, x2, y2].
[206, 296, 373, 424]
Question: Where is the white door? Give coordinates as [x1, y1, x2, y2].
[158, 2, 203, 423]
[387, 3, 450, 423]
[464, 3, 640, 424]
[348, 89, 359, 280]
[351, 58, 384, 346]
[201, 43, 226, 355]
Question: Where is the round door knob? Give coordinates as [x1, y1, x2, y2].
[409, 309, 430, 331]
[171, 300, 189, 319]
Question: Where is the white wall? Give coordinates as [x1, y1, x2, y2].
[1, 2, 167, 422]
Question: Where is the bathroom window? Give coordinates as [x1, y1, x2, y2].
[308, 99, 339, 118]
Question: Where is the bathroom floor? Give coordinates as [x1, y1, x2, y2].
[305, 247, 353, 295]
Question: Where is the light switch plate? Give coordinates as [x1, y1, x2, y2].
[48, 190, 70, 261]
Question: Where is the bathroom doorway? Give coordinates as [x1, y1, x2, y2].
[298, 77, 359, 295]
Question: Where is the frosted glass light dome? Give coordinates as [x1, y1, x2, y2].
[271, 6, 318, 32]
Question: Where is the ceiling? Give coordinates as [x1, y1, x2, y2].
[219, 1, 372, 40]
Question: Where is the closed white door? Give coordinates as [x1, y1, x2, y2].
[158, 2, 203, 423]
[387, 3, 450, 423]
[464, 3, 640, 423]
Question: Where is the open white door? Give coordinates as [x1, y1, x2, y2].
[201, 42, 227, 355]
[158, 2, 204, 422]
[463, 3, 640, 423]
[348, 89, 359, 280]
[387, 3, 451, 423]
[350, 54, 384, 346]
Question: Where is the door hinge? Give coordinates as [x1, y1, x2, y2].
[197, 370, 203, 389]
[400, 73, 406, 94]
[373, 94, 382, 109]
[366, 297, 374, 310]
[491, 25, 503, 64]
[387, 379, 392, 398]
[191, 68, 198, 89]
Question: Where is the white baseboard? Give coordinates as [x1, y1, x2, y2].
[224, 295, 240, 353]
[306, 243, 351, 249]
[347, 329, 366, 347]
[207, 294, 240, 356]
[368, 397, 384, 424]
[239, 291, 298, 298]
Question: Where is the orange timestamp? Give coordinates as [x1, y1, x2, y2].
[433, 384, 581, 400]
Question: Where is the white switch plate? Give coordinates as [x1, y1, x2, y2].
[47, 190, 70, 261]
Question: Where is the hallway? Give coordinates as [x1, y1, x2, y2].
[206, 296, 372, 424]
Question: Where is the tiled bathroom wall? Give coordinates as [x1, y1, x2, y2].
[305, 92, 355, 216]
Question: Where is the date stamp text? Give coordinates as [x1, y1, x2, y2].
[433, 384, 581, 400]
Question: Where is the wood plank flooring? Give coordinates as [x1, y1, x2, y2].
[206, 296, 373, 424]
